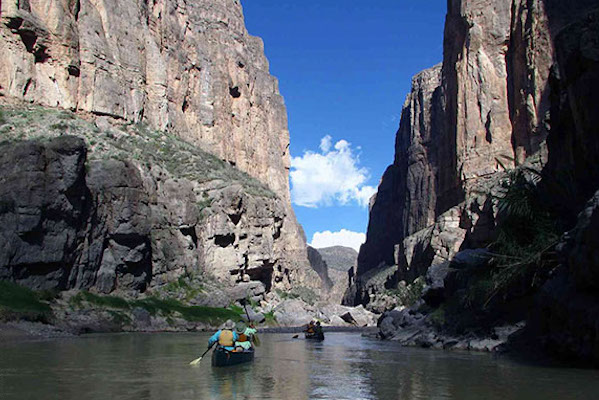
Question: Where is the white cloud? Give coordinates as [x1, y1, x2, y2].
[310, 229, 366, 252]
[319, 135, 332, 152]
[290, 136, 377, 208]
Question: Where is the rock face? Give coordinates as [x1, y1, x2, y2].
[0, 134, 306, 295]
[350, 0, 599, 364]
[316, 246, 358, 272]
[307, 246, 359, 304]
[0, 0, 289, 194]
[0, 0, 309, 286]
[533, 191, 599, 365]
[357, 65, 443, 276]
[306, 246, 333, 290]
[530, 0, 599, 366]
[348, 0, 554, 305]
[0, 137, 89, 290]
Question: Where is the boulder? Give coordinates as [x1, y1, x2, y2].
[449, 249, 492, 270]
[421, 261, 450, 307]
[273, 299, 314, 327]
[132, 307, 151, 328]
[339, 305, 376, 327]
[240, 308, 265, 324]
[228, 281, 266, 302]
[327, 316, 348, 327]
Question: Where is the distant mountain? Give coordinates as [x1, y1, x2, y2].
[307, 246, 333, 289]
[315, 246, 358, 272]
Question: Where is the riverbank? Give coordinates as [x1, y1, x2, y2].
[0, 320, 378, 342]
[258, 326, 379, 334]
[0, 321, 74, 342]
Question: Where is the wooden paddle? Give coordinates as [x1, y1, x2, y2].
[189, 342, 215, 365]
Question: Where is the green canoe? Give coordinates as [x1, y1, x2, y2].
[211, 346, 255, 367]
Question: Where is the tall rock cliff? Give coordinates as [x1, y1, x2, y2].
[349, 0, 599, 364]
[0, 0, 291, 198]
[530, 0, 599, 365]
[0, 0, 313, 296]
[347, 0, 555, 306]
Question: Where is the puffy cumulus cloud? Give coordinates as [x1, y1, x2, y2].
[310, 229, 366, 252]
[290, 136, 377, 208]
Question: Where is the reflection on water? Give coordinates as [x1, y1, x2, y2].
[1, 332, 598, 400]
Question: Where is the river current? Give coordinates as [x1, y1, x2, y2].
[1, 332, 598, 399]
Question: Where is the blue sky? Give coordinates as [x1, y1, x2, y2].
[242, 1, 447, 250]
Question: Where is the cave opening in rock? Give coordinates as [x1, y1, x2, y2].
[245, 262, 274, 292]
[67, 65, 81, 77]
[214, 233, 235, 247]
[229, 86, 241, 98]
[179, 226, 198, 248]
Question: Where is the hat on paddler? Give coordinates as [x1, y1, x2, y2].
[235, 321, 247, 333]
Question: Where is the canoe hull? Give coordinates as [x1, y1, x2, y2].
[305, 333, 325, 341]
[211, 347, 254, 367]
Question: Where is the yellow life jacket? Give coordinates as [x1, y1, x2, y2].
[218, 330, 234, 347]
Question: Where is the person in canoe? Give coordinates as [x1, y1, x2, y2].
[304, 320, 315, 335]
[234, 321, 257, 351]
[314, 321, 323, 336]
[304, 320, 324, 340]
[208, 321, 239, 351]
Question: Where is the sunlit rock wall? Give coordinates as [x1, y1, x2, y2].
[348, 0, 554, 306]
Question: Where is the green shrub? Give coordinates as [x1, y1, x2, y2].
[429, 306, 446, 328]
[276, 286, 318, 305]
[70, 291, 130, 309]
[386, 277, 426, 307]
[70, 290, 242, 324]
[0, 280, 52, 321]
[487, 169, 560, 306]
[263, 310, 277, 325]
[107, 310, 132, 326]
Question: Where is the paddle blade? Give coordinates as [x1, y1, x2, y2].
[189, 357, 202, 365]
[252, 334, 261, 347]
[292, 334, 299, 339]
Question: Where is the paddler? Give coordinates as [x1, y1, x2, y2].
[305, 320, 315, 334]
[234, 321, 257, 351]
[208, 321, 239, 351]
[314, 321, 323, 336]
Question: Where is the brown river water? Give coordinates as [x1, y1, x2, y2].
[1, 332, 598, 399]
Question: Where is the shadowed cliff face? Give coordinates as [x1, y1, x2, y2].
[0, 0, 312, 292]
[351, 0, 555, 299]
[530, 0, 599, 366]
[350, 0, 599, 365]
[307, 247, 333, 290]
[357, 66, 443, 277]
[0, 130, 305, 294]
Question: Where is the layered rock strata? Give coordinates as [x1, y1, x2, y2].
[0, 0, 311, 292]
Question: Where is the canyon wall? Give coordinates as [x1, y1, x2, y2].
[0, 0, 313, 296]
[349, 0, 599, 364]
[348, 0, 554, 305]
[531, 0, 599, 365]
